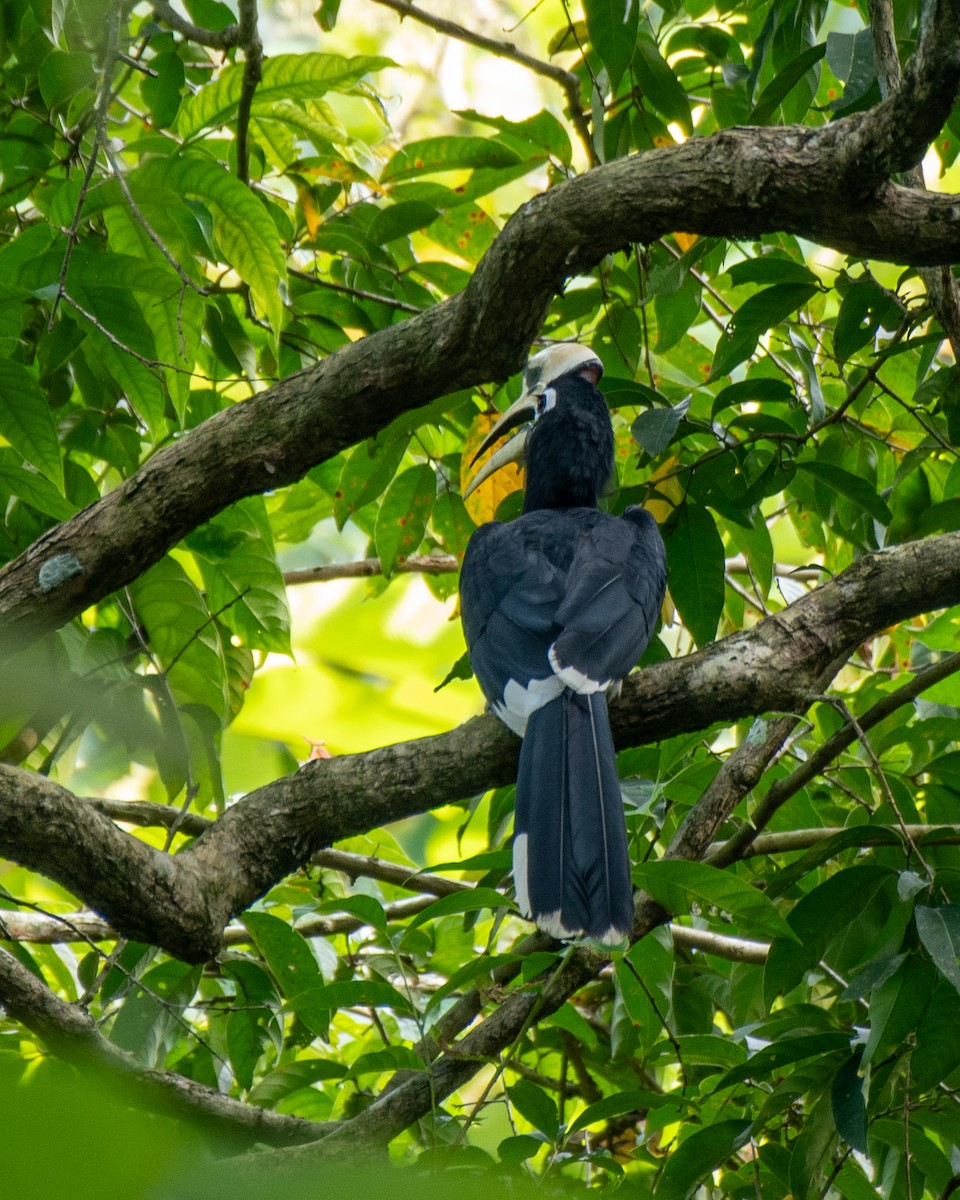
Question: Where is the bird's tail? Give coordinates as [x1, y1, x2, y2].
[513, 690, 633, 945]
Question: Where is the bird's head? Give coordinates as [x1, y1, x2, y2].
[463, 344, 605, 502]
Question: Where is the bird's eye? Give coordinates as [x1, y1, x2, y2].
[537, 387, 556, 417]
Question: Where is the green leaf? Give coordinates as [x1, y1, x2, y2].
[795, 461, 892, 525]
[407, 887, 510, 928]
[726, 258, 820, 288]
[635, 36, 692, 133]
[242, 911, 324, 999]
[344, 1047, 424, 1079]
[764, 866, 892, 1007]
[567, 1091, 655, 1136]
[497, 1135, 543, 1165]
[129, 555, 229, 723]
[179, 53, 394, 139]
[374, 463, 436, 576]
[584, 0, 639, 90]
[38, 49, 94, 109]
[863, 955, 936, 1067]
[333, 436, 409, 530]
[711, 377, 794, 418]
[663, 503, 725, 646]
[189, 497, 292, 656]
[656, 1119, 752, 1200]
[749, 43, 826, 124]
[834, 279, 892, 363]
[314, 0, 342, 31]
[314, 894, 389, 936]
[291, 979, 414, 1025]
[831, 1050, 867, 1152]
[915, 905, 960, 996]
[709, 283, 819, 380]
[457, 108, 572, 167]
[716, 1033, 850, 1089]
[367, 201, 440, 245]
[632, 399, 689, 457]
[632, 860, 794, 940]
[0, 360, 63, 489]
[137, 154, 286, 334]
[0, 455, 75, 521]
[382, 137, 524, 182]
[109, 961, 202, 1068]
[140, 51, 185, 129]
[508, 1078, 559, 1140]
[424, 203, 499, 264]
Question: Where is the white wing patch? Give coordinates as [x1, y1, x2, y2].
[493, 674, 565, 736]
[513, 832, 530, 916]
[547, 644, 610, 694]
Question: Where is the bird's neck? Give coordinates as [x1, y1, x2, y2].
[522, 387, 614, 512]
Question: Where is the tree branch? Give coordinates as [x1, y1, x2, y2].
[234, 0, 262, 186]
[0, 947, 332, 1146]
[3, 14, 960, 651]
[2, 532, 959, 962]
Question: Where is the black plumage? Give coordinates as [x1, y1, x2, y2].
[460, 345, 667, 945]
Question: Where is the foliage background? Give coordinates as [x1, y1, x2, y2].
[1, 0, 960, 1197]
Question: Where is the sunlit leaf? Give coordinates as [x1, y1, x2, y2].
[178, 53, 394, 139]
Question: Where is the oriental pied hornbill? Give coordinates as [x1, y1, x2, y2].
[459, 344, 667, 946]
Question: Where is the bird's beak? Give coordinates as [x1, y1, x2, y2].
[463, 388, 541, 501]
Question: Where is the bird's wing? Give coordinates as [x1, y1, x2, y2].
[460, 520, 568, 734]
[549, 508, 667, 692]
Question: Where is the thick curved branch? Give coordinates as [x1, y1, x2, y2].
[0, 948, 331, 1147]
[1, 532, 959, 962]
[2, 15, 960, 651]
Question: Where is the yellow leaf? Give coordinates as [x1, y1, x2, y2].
[645, 454, 682, 525]
[294, 178, 322, 240]
[460, 411, 524, 525]
[673, 231, 698, 252]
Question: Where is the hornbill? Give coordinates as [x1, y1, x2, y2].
[459, 344, 667, 945]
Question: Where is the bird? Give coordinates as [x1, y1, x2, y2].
[459, 343, 667, 946]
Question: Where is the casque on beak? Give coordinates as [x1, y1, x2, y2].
[462, 385, 543, 501]
[462, 344, 605, 502]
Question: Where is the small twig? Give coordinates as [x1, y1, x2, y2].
[289, 268, 423, 314]
[369, 0, 596, 166]
[283, 553, 459, 586]
[313, 848, 469, 897]
[151, 0, 240, 50]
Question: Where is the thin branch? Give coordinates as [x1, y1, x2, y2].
[368, 0, 596, 166]
[151, 1, 240, 50]
[49, 2, 121, 327]
[234, 0, 262, 186]
[669, 924, 768, 964]
[283, 554, 459, 586]
[281, 552, 821, 587]
[709, 651, 960, 866]
[289, 268, 424, 314]
[312, 848, 469, 897]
